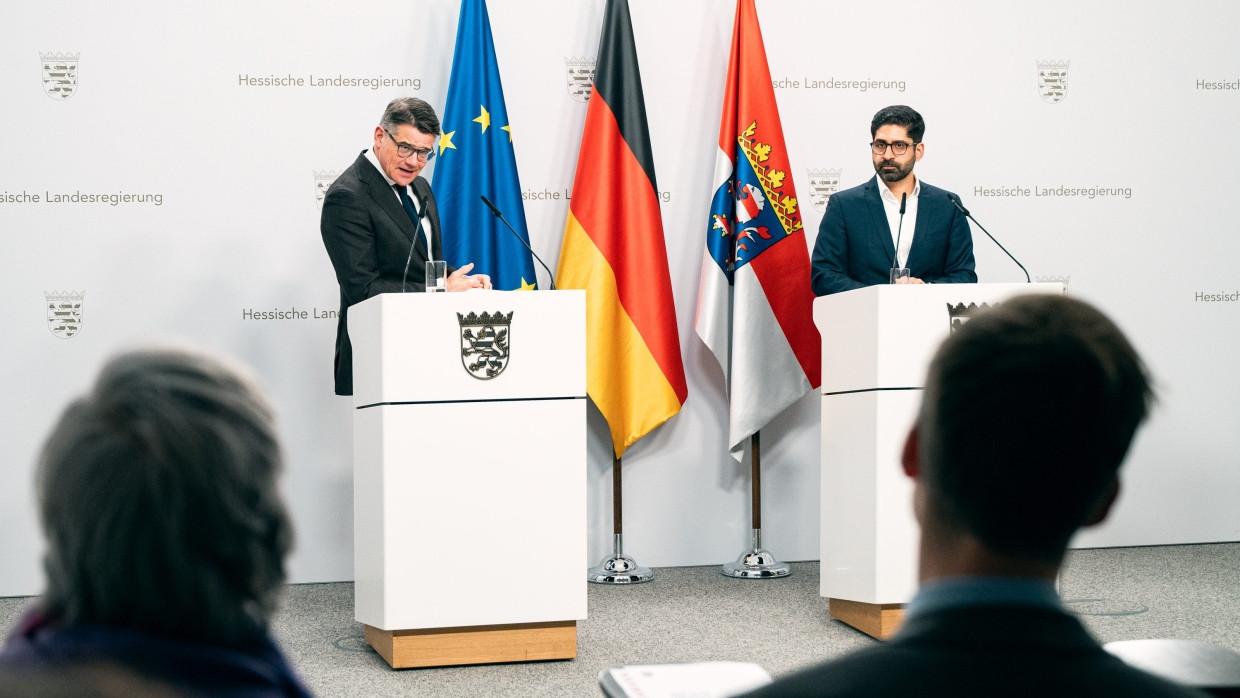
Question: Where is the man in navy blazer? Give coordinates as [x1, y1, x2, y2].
[812, 105, 976, 296]
[745, 295, 1205, 697]
[320, 98, 490, 396]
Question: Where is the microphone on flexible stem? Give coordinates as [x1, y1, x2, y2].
[947, 194, 1030, 283]
[890, 192, 908, 277]
[400, 190, 431, 293]
[480, 195, 557, 290]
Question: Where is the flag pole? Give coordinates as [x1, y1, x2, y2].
[722, 430, 791, 578]
[587, 454, 654, 584]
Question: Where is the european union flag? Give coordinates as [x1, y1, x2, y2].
[432, 0, 537, 291]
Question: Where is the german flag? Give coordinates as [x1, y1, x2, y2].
[556, 0, 686, 459]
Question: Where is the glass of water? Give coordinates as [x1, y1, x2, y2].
[425, 260, 446, 292]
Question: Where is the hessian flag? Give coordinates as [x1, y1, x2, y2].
[695, 0, 822, 460]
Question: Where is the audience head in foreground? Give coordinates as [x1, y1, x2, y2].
[748, 294, 1207, 697]
[0, 348, 310, 697]
[912, 292, 1152, 580]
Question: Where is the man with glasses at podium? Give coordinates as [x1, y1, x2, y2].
[321, 97, 491, 396]
[811, 105, 976, 296]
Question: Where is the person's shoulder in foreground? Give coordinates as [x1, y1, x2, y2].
[742, 604, 1208, 697]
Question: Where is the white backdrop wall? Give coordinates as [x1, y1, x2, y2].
[2, 0, 1237, 596]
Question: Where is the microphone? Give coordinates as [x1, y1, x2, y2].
[948, 193, 1030, 283]
[480, 195, 557, 290]
[891, 192, 908, 273]
[400, 189, 431, 293]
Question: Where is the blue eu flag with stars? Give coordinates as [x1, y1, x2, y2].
[432, 0, 537, 290]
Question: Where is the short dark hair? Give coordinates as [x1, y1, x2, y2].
[380, 97, 441, 137]
[871, 105, 925, 143]
[917, 294, 1153, 561]
[36, 349, 294, 645]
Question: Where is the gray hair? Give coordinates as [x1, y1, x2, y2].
[379, 97, 441, 137]
[36, 348, 293, 644]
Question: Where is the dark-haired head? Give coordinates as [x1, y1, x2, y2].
[916, 294, 1152, 563]
[871, 105, 925, 143]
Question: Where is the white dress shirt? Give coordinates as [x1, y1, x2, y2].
[877, 174, 920, 269]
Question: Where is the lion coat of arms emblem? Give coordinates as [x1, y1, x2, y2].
[458, 311, 513, 379]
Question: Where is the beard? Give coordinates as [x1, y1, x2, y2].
[874, 157, 915, 183]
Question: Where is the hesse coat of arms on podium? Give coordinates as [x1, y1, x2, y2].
[458, 311, 513, 379]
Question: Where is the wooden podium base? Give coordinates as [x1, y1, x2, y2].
[828, 598, 905, 640]
[363, 620, 577, 669]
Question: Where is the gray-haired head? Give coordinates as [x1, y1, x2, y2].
[379, 97, 441, 137]
[36, 348, 294, 645]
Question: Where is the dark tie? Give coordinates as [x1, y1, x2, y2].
[394, 184, 427, 255]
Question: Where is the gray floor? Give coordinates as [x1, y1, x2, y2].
[1, 543, 1237, 697]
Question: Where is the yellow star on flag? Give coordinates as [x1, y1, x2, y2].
[517, 278, 536, 291]
[438, 131, 457, 156]
[473, 105, 490, 133]
[502, 124, 512, 142]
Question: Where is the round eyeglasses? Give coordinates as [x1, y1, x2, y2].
[386, 129, 435, 162]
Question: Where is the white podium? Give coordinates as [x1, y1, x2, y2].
[814, 282, 1063, 638]
[348, 290, 587, 668]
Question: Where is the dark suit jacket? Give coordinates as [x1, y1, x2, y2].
[811, 178, 976, 296]
[744, 604, 1207, 697]
[0, 609, 312, 697]
[320, 151, 447, 396]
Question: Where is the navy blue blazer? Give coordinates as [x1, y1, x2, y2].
[320, 151, 447, 396]
[811, 177, 976, 296]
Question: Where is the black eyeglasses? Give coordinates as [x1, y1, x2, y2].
[871, 140, 916, 156]
[386, 129, 435, 162]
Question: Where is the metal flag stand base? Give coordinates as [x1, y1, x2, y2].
[721, 431, 791, 579]
[588, 533, 654, 584]
[722, 528, 791, 579]
[588, 456, 654, 584]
